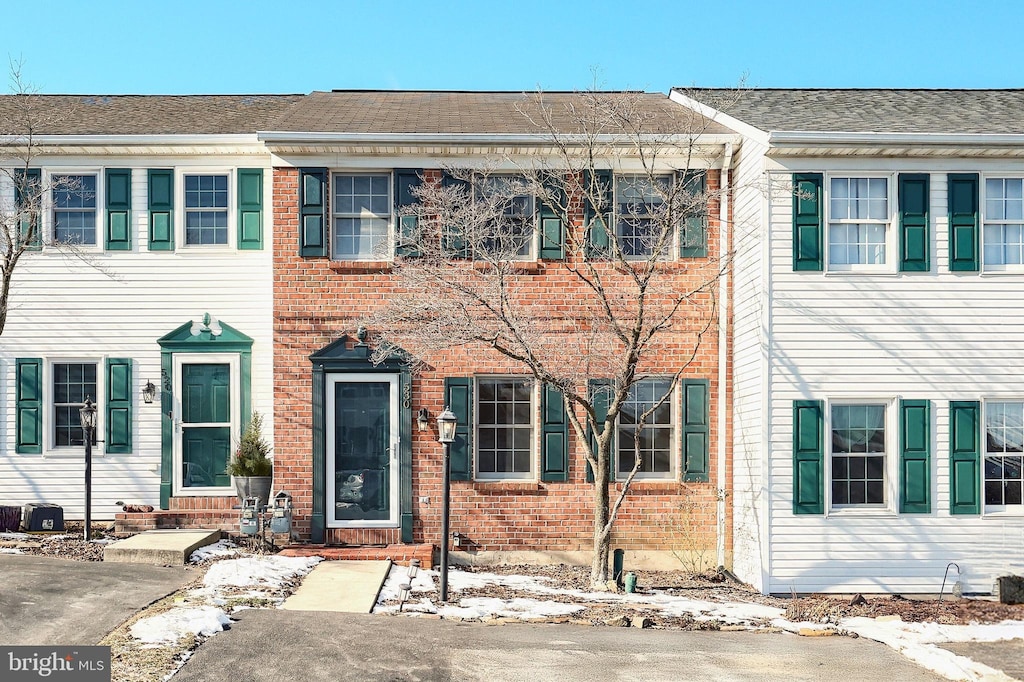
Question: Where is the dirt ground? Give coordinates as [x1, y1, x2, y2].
[7, 529, 1023, 629]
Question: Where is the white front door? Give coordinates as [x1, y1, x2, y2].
[326, 373, 400, 528]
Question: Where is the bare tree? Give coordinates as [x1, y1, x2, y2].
[0, 61, 82, 337]
[367, 88, 735, 589]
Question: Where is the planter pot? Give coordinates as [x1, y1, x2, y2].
[232, 476, 272, 507]
[0, 505, 21, 532]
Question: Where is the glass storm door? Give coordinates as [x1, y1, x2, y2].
[326, 374, 399, 527]
[174, 355, 237, 493]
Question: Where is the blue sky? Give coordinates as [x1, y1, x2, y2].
[7, 0, 1022, 94]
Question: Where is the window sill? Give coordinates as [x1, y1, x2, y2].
[824, 268, 899, 277]
[44, 449, 106, 459]
[471, 260, 542, 274]
[470, 480, 545, 494]
[983, 507, 1024, 517]
[826, 507, 897, 518]
[328, 260, 393, 273]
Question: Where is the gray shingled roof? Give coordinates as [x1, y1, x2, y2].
[0, 94, 304, 136]
[264, 90, 733, 135]
[684, 89, 1024, 135]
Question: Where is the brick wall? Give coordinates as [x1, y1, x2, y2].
[272, 166, 729, 560]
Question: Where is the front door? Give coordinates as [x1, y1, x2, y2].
[326, 373, 399, 527]
[173, 353, 238, 495]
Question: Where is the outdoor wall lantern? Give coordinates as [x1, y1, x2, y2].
[436, 406, 457, 602]
[142, 380, 157, 404]
[79, 397, 98, 541]
[416, 407, 430, 432]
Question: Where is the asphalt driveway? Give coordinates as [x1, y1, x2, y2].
[0, 555, 193, 645]
[175, 610, 945, 682]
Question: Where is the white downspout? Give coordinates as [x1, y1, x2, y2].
[717, 142, 734, 569]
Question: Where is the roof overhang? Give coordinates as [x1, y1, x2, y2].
[766, 131, 1024, 158]
[0, 133, 266, 156]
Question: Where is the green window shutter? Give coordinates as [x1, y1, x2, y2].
[681, 379, 710, 482]
[147, 169, 174, 251]
[679, 171, 708, 259]
[539, 182, 565, 260]
[540, 383, 569, 482]
[105, 358, 132, 454]
[441, 172, 471, 258]
[15, 168, 42, 251]
[586, 379, 613, 483]
[105, 168, 132, 251]
[949, 401, 981, 514]
[792, 400, 824, 514]
[16, 358, 43, 454]
[584, 170, 613, 257]
[792, 173, 823, 271]
[948, 173, 979, 272]
[236, 168, 263, 250]
[898, 174, 929, 272]
[299, 168, 328, 257]
[444, 377, 473, 481]
[394, 169, 423, 258]
[898, 399, 931, 513]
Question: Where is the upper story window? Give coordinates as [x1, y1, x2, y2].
[828, 177, 890, 270]
[52, 174, 97, 245]
[984, 401, 1023, 509]
[830, 403, 887, 507]
[983, 178, 1024, 269]
[616, 175, 671, 258]
[476, 377, 534, 479]
[184, 174, 229, 245]
[52, 362, 97, 448]
[617, 378, 674, 479]
[476, 175, 534, 259]
[333, 174, 390, 260]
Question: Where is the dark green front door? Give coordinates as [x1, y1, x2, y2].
[180, 363, 231, 488]
[327, 374, 398, 525]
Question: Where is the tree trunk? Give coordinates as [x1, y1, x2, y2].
[590, 445, 612, 589]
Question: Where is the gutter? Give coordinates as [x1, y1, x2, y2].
[768, 130, 1024, 146]
[257, 130, 742, 147]
[0, 133, 261, 146]
[717, 142, 734, 570]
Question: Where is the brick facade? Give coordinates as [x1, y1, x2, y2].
[272, 166, 730, 566]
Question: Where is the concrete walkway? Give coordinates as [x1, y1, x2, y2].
[282, 560, 391, 613]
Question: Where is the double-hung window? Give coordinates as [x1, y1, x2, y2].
[830, 403, 887, 507]
[52, 174, 98, 245]
[828, 177, 890, 270]
[616, 175, 671, 258]
[617, 378, 674, 479]
[983, 178, 1024, 269]
[184, 174, 229, 245]
[476, 377, 534, 479]
[984, 402, 1024, 508]
[476, 176, 535, 259]
[52, 362, 97, 448]
[333, 174, 391, 260]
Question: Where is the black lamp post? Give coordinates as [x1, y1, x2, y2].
[79, 397, 98, 541]
[436, 406, 457, 603]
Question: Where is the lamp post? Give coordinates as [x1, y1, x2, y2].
[436, 406, 457, 603]
[79, 397, 98, 541]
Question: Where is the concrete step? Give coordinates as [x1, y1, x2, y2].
[104, 529, 221, 565]
[281, 559, 391, 613]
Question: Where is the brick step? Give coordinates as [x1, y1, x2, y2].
[279, 543, 434, 566]
[114, 510, 241, 535]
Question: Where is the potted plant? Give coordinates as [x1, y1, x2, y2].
[227, 411, 273, 506]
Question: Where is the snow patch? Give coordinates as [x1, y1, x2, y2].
[203, 555, 321, 589]
[0, 548, 25, 554]
[129, 606, 232, 646]
[189, 539, 241, 563]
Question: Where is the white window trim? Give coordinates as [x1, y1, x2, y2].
[980, 399, 1024, 516]
[176, 168, 235, 252]
[980, 175, 1024, 274]
[473, 375, 538, 481]
[44, 168, 103, 251]
[44, 357, 106, 458]
[330, 171, 394, 261]
[614, 173, 676, 262]
[824, 173, 896, 274]
[171, 353, 240, 497]
[615, 378, 678, 481]
[824, 398, 898, 516]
